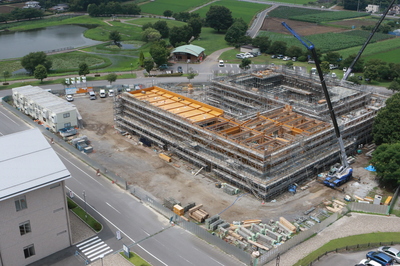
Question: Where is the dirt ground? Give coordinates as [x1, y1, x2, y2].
[72, 93, 379, 224]
[260, 18, 346, 36]
[0, 3, 25, 14]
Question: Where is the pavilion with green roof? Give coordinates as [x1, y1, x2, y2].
[171, 44, 205, 63]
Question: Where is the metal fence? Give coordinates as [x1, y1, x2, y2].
[1, 97, 127, 189]
[129, 186, 253, 265]
[256, 212, 339, 265]
[346, 201, 389, 215]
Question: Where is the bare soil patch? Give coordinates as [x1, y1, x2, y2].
[72, 94, 376, 224]
[260, 18, 346, 36]
[0, 3, 25, 14]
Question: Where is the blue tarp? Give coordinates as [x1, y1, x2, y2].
[365, 165, 376, 172]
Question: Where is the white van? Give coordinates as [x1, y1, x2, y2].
[219, 60, 224, 67]
[89, 91, 96, 100]
[100, 89, 106, 98]
[108, 89, 114, 97]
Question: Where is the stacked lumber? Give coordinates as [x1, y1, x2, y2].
[279, 217, 296, 233]
[159, 153, 172, 162]
[242, 219, 262, 225]
[173, 205, 184, 216]
[188, 204, 209, 223]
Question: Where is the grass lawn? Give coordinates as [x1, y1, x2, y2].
[124, 17, 187, 28]
[120, 251, 151, 266]
[193, 0, 268, 25]
[255, 0, 311, 5]
[191, 27, 230, 55]
[139, 0, 209, 15]
[294, 232, 400, 266]
[67, 198, 102, 232]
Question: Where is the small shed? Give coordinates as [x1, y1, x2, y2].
[240, 45, 260, 54]
[171, 44, 205, 62]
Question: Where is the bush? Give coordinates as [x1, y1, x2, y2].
[93, 222, 102, 232]
[156, 73, 183, 77]
[67, 199, 77, 209]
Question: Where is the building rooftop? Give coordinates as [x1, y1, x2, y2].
[172, 44, 205, 57]
[0, 129, 71, 201]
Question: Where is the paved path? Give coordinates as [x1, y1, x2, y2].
[264, 213, 400, 266]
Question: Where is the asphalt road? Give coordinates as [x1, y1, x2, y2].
[0, 99, 245, 266]
[313, 245, 400, 266]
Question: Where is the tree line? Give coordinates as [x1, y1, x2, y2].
[0, 8, 44, 23]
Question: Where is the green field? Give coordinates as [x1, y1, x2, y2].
[124, 17, 187, 28]
[193, 0, 268, 24]
[139, 0, 210, 15]
[191, 27, 230, 54]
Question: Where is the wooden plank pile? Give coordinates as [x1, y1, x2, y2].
[188, 204, 209, 222]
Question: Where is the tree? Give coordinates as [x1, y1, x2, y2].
[34, 64, 47, 82]
[370, 143, 400, 186]
[188, 17, 203, 38]
[3, 71, 11, 83]
[239, 58, 251, 71]
[388, 81, 400, 93]
[106, 73, 117, 84]
[286, 46, 303, 58]
[143, 59, 154, 75]
[372, 93, 400, 145]
[153, 20, 169, 38]
[187, 67, 196, 82]
[150, 43, 169, 66]
[139, 51, 145, 67]
[252, 36, 270, 53]
[173, 12, 191, 22]
[389, 63, 400, 80]
[125, 3, 140, 15]
[109, 30, 121, 45]
[323, 51, 341, 64]
[348, 76, 361, 85]
[321, 61, 330, 74]
[21, 51, 52, 75]
[206, 5, 233, 32]
[342, 54, 364, 72]
[142, 28, 161, 42]
[269, 41, 287, 55]
[78, 63, 90, 76]
[363, 65, 379, 82]
[169, 26, 193, 47]
[224, 18, 247, 45]
[163, 10, 173, 17]
[142, 22, 153, 31]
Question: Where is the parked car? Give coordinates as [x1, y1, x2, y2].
[108, 89, 114, 97]
[236, 54, 245, 59]
[292, 57, 297, 62]
[356, 259, 382, 266]
[271, 55, 277, 59]
[277, 55, 284, 59]
[66, 95, 74, 102]
[329, 64, 338, 70]
[219, 60, 224, 67]
[159, 64, 168, 70]
[177, 66, 183, 73]
[100, 89, 106, 98]
[377, 247, 400, 263]
[244, 52, 254, 58]
[308, 60, 315, 64]
[89, 91, 96, 100]
[331, 73, 337, 78]
[283, 56, 291, 61]
[134, 84, 141, 90]
[366, 251, 394, 266]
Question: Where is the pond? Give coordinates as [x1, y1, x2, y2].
[0, 24, 101, 60]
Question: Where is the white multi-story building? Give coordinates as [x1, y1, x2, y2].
[366, 4, 379, 13]
[0, 129, 72, 266]
[12, 85, 78, 132]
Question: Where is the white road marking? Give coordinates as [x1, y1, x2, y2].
[0, 109, 19, 125]
[66, 186, 168, 266]
[106, 202, 121, 214]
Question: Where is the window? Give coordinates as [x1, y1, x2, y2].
[15, 196, 27, 211]
[23, 244, 35, 258]
[19, 221, 31, 235]
[64, 122, 71, 128]
[63, 113, 70, 118]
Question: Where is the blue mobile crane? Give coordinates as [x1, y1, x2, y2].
[282, 22, 352, 188]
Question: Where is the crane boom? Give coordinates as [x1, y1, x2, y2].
[342, 0, 397, 80]
[282, 22, 349, 169]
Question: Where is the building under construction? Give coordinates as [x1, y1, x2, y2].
[114, 67, 386, 200]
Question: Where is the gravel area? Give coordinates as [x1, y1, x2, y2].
[69, 210, 96, 245]
[264, 213, 400, 266]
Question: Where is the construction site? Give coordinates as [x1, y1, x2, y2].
[113, 66, 387, 200]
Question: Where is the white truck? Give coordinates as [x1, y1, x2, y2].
[100, 89, 106, 98]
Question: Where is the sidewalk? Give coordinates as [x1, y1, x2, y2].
[264, 213, 400, 266]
